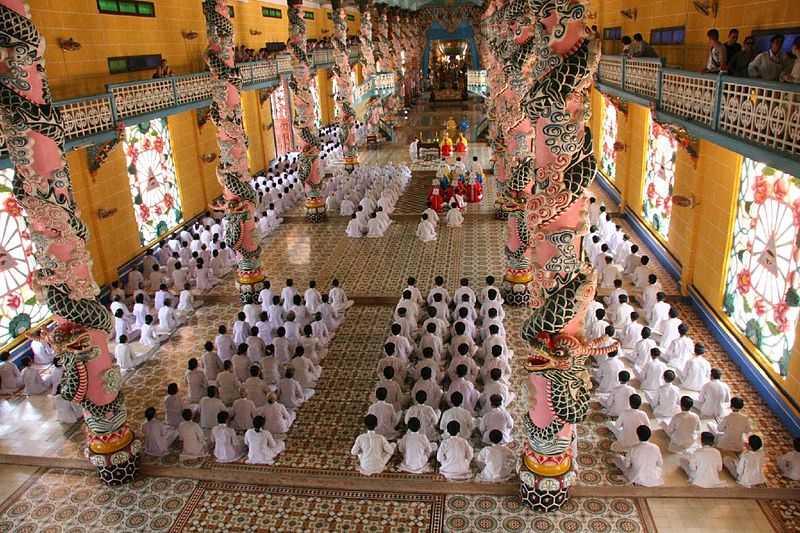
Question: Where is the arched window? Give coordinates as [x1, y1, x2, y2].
[641, 115, 677, 239]
[723, 158, 799, 376]
[600, 96, 618, 181]
[0, 169, 51, 347]
[124, 118, 183, 245]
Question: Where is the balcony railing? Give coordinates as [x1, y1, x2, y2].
[467, 70, 487, 96]
[596, 55, 800, 160]
[0, 50, 362, 163]
[353, 72, 397, 105]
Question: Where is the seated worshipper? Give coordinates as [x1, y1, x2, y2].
[300, 325, 325, 365]
[600, 255, 622, 289]
[651, 370, 681, 419]
[132, 293, 150, 329]
[177, 283, 196, 316]
[260, 394, 296, 436]
[178, 408, 207, 459]
[164, 383, 185, 428]
[447, 343, 479, 382]
[480, 345, 512, 385]
[202, 341, 223, 384]
[216, 360, 240, 405]
[366, 213, 385, 237]
[215, 325, 235, 362]
[604, 278, 627, 307]
[329, 278, 354, 314]
[445, 202, 464, 227]
[663, 324, 694, 371]
[278, 368, 306, 410]
[633, 256, 653, 289]
[648, 292, 671, 333]
[346, 214, 364, 238]
[232, 344, 252, 383]
[368, 386, 403, 440]
[663, 396, 701, 452]
[143, 406, 179, 457]
[54, 385, 83, 424]
[439, 392, 475, 440]
[723, 434, 767, 487]
[427, 276, 451, 306]
[777, 437, 800, 481]
[437, 420, 474, 480]
[157, 298, 180, 336]
[418, 325, 445, 362]
[20, 357, 49, 395]
[375, 366, 407, 410]
[680, 431, 725, 488]
[477, 430, 516, 482]
[340, 196, 355, 217]
[416, 213, 437, 242]
[680, 344, 711, 392]
[140, 315, 168, 348]
[697, 368, 731, 420]
[600, 370, 635, 418]
[243, 300, 261, 327]
[411, 367, 444, 409]
[246, 327, 266, 364]
[479, 368, 516, 413]
[212, 411, 245, 463]
[628, 327, 657, 375]
[638, 348, 667, 403]
[405, 391, 441, 442]
[244, 415, 285, 465]
[447, 364, 479, 412]
[304, 281, 322, 314]
[659, 309, 682, 351]
[231, 395, 257, 432]
[185, 358, 209, 405]
[115, 335, 149, 371]
[712, 397, 752, 452]
[641, 274, 662, 316]
[587, 308, 610, 343]
[351, 414, 396, 476]
[479, 394, 514, 445]
[423, 205, 440, 226]
[607, 394, 651, 451]
[593, 349, 625, 394]
[612, 425, 664, 487]
[233, 312, 251, 346]
[620, 312, 643, 351]
[243, 365, 272, 408]
[611, 295, 634, 331]
[113, 309, 138, 344]
[199, 386, 227, 430]
[281, 279, 298, 312]
[397, 417, 438, 474]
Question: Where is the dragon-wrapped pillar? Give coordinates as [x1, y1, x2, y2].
[202, 0, 265, 303]
[287, 0, 325, 222]
[510, 0, 608, 511]
[0, 0, 140, 484]
[331, 0, 358, 171]
[357, 0, 381, 140]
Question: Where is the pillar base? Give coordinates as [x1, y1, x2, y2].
[305, 197, 327, 223]
[344, 155, 358, 173]
[519, 468, 576, 512]
[236, 271, 266, 305]
[86, 437, 142, 486]
[502, 270, 532, 306]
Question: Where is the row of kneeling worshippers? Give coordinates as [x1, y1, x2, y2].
[352, 275, 519, 481]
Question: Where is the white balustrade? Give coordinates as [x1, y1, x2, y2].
[56, 96, 115, 139]
[109, 79, 175, 120]
[660, 71, 718, 127]
[175, 73, 213, 105]
[623, 58, 661, 99]
[598, 56, 623, 87]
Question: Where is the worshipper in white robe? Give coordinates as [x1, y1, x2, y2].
[477, 430, 516, 482]
[712, 397, 752, 452]
[244, 415, 285, 464]
[600, 371, 635, 418]
[215, 325, 235, 362]
[397, 417, 437, 474]
[157, 299, 180, 335]
[658, 308, 682, 351]
[479, 369, 516, 413]
[115, 335, 148, 371]
[54, 386, 83, 424]
[663, 396, 701, 452]
[260, 395, 296, 436]
[619, 312, 644, 351]
[29, 331, 54, 365]
[640, 274, 662, 315]
[611, 295, 634, 331]
[233, 312, 251, 346]
[216, 361, 240, 405]
[199, 386, 227, 430]
[0, 352, 22, 394]
[697, 368, 731, 419]
[680, 431, 724, 488]
[479, 395, 514, 444]
[164, 383, 185, 428]
[608, 394, 650, 451]
[594, 350, 625, 394]
[664, 324, 694, 370]
[177, 284, 195, 315]
[629, 328, 657, 374]
[445, 203, 464, 227]
[281, 279, 298, 312]
[651, 370, 681, 419]
[724, 434, 767, 487]
[438, 420, 474, 480]
[232, 345, 252, 383]
[142, 406, 178, 456]
[600, 256, 622, 289]
[366, 213, 385, 237]
[329, 279, 354, 313]
[411, 367, 444, 409]
[243, 366, 272, 408]
[303, 281, 322, 314]
[777, 437, 800, 481]
[351, 414, 396, 476]
[633, 256, 653, 289]
[648, 293, 671, 333]
[278, 368, 306, 410]
[680, 344, 711, 391]
[439, 392, 475, 440]
[405, 391, 441, 442]
[612, 425, 664, 486]
[368, 387, 402, 440]
[212, 412, 245, 463]
[246, 329, 266, 364]
[140, 315, 167, 348]
[202, 341, 222, 384]
[638, 348, 667, 403]
[20, 357, 49, 395]
[346, 214, 364, 238]
[416, 214, 437, 242]
[340, 197, 356, 217]
[231, 396, 257, 432]
[178, 409, 207, 459]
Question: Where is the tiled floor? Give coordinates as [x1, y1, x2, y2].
[0, 99, 797, 532]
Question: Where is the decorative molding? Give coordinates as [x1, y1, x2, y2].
[197, 106, 211, 129]
[87, 122, 125, 176]
[658, 120, 700, 162]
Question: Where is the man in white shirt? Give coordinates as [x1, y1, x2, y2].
[608, 394, 650, 451]
[713, 397, 752, 452]
[681, 344, 711, 391]
[351, 414, 396, 476]
[664, 396, 701, 452]
[612, 425, 664, 486]
[698, 368, 731, 420]
[397, 417, 437, 474]
[723, 434, 767, 487]
[437, 420, 474, 480]
[476, 430, 516, 482]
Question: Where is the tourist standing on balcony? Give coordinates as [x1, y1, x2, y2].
[729, 37, 756, 78]
[748, 34, 792, 81]
[703, 29, 727, 74]
[621, 36, 633, 57]
[725, 29, 742, 62]
[629, 33, 658, 58]
[781, 38, 800, 83]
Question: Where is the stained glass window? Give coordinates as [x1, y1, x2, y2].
[600, 96, 618, 181]
[641, 116, 677, 239]
[124, 118, 183, 245]
[0, 169, 51, 348]
[723, 158, 800, 376]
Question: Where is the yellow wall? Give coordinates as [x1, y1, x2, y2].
[317, 69, 334, 126]
[595, 0, 800, 70]
[590, 87, 800, 407]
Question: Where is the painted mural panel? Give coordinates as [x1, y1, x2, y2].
[600, 96, 618, 181]
[642, 116, 676, 239]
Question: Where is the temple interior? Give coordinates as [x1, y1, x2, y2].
[0, 0, 798, 531]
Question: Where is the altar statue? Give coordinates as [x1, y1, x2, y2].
[440, 134, 453, 158]
[455, 133, 468, 154]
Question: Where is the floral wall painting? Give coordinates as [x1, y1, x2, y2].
[0, 169, 51, 348]
[124, 118, 183, 245]
[723, 158, 800, 376]
[600, 95, 618, 181]
[642, 115, 677, 239]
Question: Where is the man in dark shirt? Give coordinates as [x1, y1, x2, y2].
[725, 29, 742, 62]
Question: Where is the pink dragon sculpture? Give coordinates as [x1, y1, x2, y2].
[331, 0, 359, 170]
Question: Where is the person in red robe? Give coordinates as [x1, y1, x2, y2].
[428, 183, 443, 212]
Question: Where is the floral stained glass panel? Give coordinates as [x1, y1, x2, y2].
[600, 96, 618, 181]
[641, 117, 677, 239]
[124, 118, 183, 245]
[0, 169, 51, 348]
[723, 158, 800, 376]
